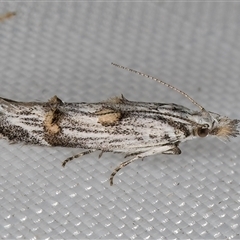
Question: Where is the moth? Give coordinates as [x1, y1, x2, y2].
[0, 63, 239, 185]
[0, 12, 16, 22]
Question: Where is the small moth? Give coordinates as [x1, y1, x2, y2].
[0, 63, 239, 185]
[0, 12, 16, 22]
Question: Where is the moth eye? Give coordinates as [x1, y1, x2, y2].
[197, 126, 209, 137]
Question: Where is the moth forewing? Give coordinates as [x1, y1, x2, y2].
[0, 64, 239, 185]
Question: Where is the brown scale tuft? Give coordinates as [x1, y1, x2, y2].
[95, 108, 122, 126]
[210, 118, 240, 140]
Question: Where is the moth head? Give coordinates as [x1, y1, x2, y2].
[198, 111, 240, 140]
[193, 111, 240, 140]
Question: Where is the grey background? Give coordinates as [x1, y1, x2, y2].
[0, 2, 240, 239]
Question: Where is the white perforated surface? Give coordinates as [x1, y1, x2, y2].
[0, 2, 240, 239]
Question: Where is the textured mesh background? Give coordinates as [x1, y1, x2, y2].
[0, 2, 240, 239]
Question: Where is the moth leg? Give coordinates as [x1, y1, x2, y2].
[162, 146, 181, 155]
[99, 151, 104, 158]
[110, 155, 141, 186]
[62, 149, 96, 167]
[124, 151, 143, 158]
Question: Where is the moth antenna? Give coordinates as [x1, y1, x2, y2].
[111, 63, 205, 111]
